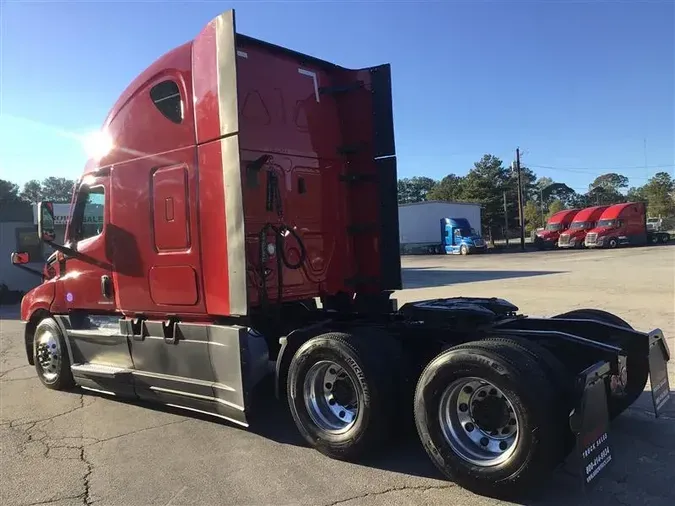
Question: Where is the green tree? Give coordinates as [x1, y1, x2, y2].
[523, 199, 544, 232]
[41, 177, 75, 202]
[586, 172, 628, 205]
[397, 176, 438, 204]
[547, 199, 565, 219]
[639, 172, 675, 217]
[0, 179, 20, 203]
[20, 180, 43, 203]
[427, 173, 466, 201]
[462, 154, 511, 241]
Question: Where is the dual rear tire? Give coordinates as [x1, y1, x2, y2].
[286, 332, 571, 497]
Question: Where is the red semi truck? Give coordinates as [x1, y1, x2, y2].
[558, 205, 608, 249]
[534, 208, 580, 250]
[10, 9, 672, 499]
[585, 202, 671, 249]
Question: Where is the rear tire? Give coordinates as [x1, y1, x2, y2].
[553, 309, 648, 419]
[414, 341, 564, 498]
[33, 318, 74, 391]
[660, 234, 670, 244]
[286, 331, 399, 461]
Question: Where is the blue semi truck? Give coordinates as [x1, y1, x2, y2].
[441, 217, 487, 255]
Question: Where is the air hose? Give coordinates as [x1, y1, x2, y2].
[258, 167, 307, 309]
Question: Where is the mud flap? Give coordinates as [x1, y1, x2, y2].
[648, 329, 671, 416]
[569, 361, 613, 491]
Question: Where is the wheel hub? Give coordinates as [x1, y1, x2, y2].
[439, 378, 520, 467]
[303, 361, 360, 434]
[35, 329, 61, 382]
[471, 395, 510, 432]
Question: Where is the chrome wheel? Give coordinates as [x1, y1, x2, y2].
[438, 377, 520, 467]
[36, 326, 61, 382]
[303, 360, 360, 434]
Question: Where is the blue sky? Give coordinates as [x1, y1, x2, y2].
[0, 0, 673, 195]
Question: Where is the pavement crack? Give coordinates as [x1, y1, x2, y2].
[89, 419, 188, 445]
[324, 484, 456, 506]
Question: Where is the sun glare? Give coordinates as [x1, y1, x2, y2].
[82, 130, 114, 160]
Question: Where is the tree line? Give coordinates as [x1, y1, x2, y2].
[397, 154, 675, 238]
[0, 177, 76, 205]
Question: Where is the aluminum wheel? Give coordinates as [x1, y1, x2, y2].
[303, 360, 360, 434]
[438, 377, 520, 467]
[35, 326, 62, 382]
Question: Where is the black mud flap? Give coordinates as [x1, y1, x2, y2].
[569, 361, 613, 491]
[648, 329, 671, 417]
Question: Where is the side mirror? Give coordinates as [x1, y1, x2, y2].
[11, 252, 30, 265]
[37, 201, 56, 242]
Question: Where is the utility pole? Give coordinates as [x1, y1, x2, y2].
[515, 148, 525, 251]
[503, 191, 509, 246]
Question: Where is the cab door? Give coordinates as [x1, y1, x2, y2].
[55, 175, 133, 374]
[61, 177, 115, 312]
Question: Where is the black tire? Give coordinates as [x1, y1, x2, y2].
[608, 237, 618, 248]
[650, 234, 659, 245]
[414, 341, 564, 498]
[33, 318, 75, 391]
[660, 234, 670, 244]
[553, 309, 648, 419]
[287, 331, 399, 461]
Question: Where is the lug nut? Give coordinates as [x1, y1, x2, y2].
[478, 391, 487, 398]
[480, 437, 489, 446]
[459, 403, 468, 412]
[499, 441, 508, 451]
[325, 383, 332, 390]
[465, 423, 475, 432]
[463, 386, 473, 394]
[329, 368, 336, 375]
[328, 399, 336, 406]
[489, 388, 497, 396]
[339, 411, 346, 418]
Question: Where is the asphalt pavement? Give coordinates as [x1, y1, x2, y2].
[1, 245, 674, 506]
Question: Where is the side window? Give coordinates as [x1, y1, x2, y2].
[70, 187, 105, 242]
[150, 80, 183, 124]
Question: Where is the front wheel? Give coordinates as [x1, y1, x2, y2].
[286, 332, 399, 461]
[608, 237, 619, 248]
[460, 244, 468, 255]
[414, 341, 564, 498]
[33, 318, 75, 391]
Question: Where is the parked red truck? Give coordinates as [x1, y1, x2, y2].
[558, 205, 608, 249]
[10, 9, 671, 499]
[534, 208, 580, 250]
[584, 202, 671, 248]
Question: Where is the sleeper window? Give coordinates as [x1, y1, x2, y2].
[150, 80, 183, 124]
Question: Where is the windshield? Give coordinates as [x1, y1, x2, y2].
[545, 223, 562, 231]
[455, 228, 478, 237]
[569, 221, 590, 230]
[597, 219, 616, 228]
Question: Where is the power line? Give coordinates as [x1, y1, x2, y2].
[527, 163, 675, 172]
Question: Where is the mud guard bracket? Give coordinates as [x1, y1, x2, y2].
[569, 361, 613, 491]
[648, 329, 671, 417]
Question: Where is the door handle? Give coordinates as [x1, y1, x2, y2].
[101, 275, 113, 299]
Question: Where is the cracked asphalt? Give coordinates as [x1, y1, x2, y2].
[1, 246, 674, 506]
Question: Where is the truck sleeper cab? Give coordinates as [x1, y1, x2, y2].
[558, 205, 608, 249]
[12, 9, 671, 500]
[585, 202, 670, 248]
[441, 217, 487, 255]
[534, 209, 580, 250]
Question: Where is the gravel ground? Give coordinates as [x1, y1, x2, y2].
[1, 245, 674, 506]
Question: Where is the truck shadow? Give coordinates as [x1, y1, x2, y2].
[79, 383, 675, 504]
[402, 268, 566, 289]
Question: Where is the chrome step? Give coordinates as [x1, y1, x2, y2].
[71, 363, 132, 378]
